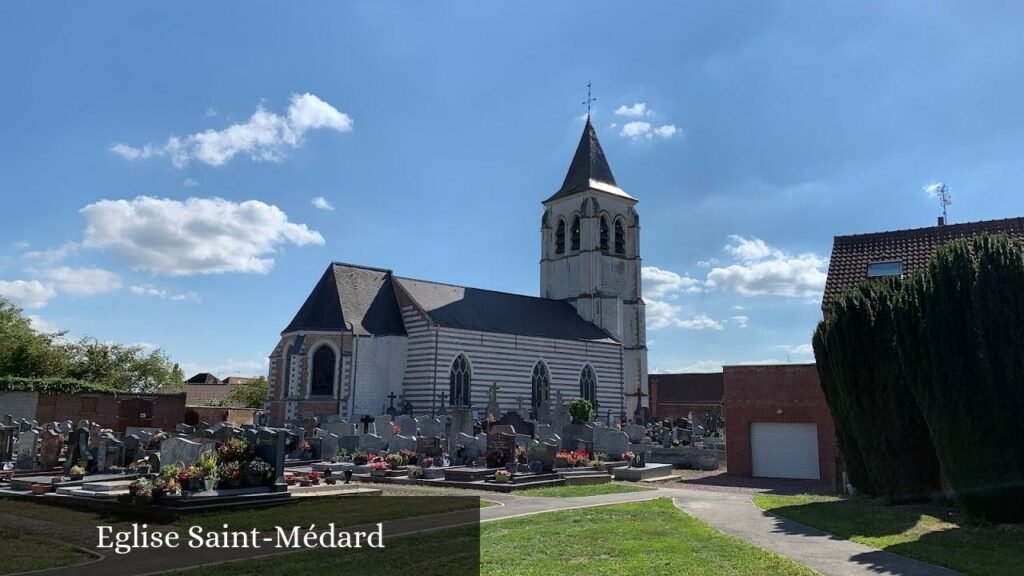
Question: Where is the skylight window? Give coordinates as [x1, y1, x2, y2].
[867, 260, 902, 278]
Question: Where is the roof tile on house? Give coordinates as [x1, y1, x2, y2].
[649, 372, 724, 404]
[822, 216, 1024, 312]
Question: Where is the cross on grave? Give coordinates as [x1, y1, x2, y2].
[436, 391, 447, 416]
[359, 414, 375, 434]
[386, 393, 398, 417]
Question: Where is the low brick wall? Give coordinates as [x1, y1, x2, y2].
[185, 406, 256, 427]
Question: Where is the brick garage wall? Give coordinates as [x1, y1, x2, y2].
[185, 383, 239, 407]
[186, 406, 256, 427]
[723, 364, 839, 490]
[652, 403, 722, 421]
[44, 392, 186, 432]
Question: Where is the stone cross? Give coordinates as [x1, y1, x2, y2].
[486, 383, 500, 418]
[386, 392, 398, 417]
[359, 414, 375, 434]
[436, 391, 447, 416]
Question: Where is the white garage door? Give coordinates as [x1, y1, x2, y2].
[750, 422, 820, 480]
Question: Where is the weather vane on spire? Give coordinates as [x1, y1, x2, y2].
[582, 81, 596, 118]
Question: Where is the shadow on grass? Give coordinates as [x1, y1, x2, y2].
[677, 472, 834, 495]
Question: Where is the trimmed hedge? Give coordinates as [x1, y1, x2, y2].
[815, 233, 1024, 521]
[0, 376, 118, 395]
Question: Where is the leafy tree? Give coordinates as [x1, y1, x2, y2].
[230, 376, 268, 408]
[0, 299, 69, 378]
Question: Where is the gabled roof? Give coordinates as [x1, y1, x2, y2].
[649, 372, 724, 404]
[546, 118, 632, 203]
[185, 373, 220, 385]
[823, 216, 1024, 311]
[282, 263, 407, 336]
[394, 276, 618, 343]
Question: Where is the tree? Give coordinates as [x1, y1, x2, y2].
[230, 376, 268, 408]
[0, 299, 69, 378]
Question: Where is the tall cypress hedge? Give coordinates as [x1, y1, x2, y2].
[895, 236, 1024, 522]
[813, 281, 939, 501]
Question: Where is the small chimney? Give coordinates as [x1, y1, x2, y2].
[937, 216, 945, 226]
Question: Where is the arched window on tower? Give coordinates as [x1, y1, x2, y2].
[449, 354, 471, 406]
[600, 216, 610, 252]
[614, 219, 625, 254]
[531, 361, 550, 410]
[310, 345, 336, 396]
[579, 364, 597, 406]
[555, 219, 565, 254]
[570, 215, 581, 251]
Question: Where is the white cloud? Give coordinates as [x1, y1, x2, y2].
[130, 284, 201, 303]
[182, 178, 199, 188]
[620, 121, 652, 139]
[642, 266, 701, 299]
[652, 124, 679, 139]
[27, 314, 60, 334]
[311, 196, 334, 211]
[204, 107, 218, 117]
[677, 314, 725, 330]
[730, 315, 749, 328]
[39, 266, 122, 296]
[778, 343, 814, 356]
[180, 358, 269, 378]
[923, 181, 948, 198]
[12, 240, 30, 250]
[23, 241, 80, 264]
[80, 196, 324, 276]
[614, 103, 651, 117]
[697, 258, 720, 268]
[705, 236, 827, 298]
[111, 93, 352, 168]
[0, 280, 55, 309]
[651, 359, 724, 374]
[647, 301, 723, 331]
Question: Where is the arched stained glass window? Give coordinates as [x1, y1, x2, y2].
[579, 364, 597, 405]
[449, 354, 471, 406]
[310, 346, 336, 396]
[531, 361, 550, 409]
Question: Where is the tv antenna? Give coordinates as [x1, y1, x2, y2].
[936, 183, 952, 223]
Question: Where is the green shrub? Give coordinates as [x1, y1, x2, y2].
[569, 398, 593, 424]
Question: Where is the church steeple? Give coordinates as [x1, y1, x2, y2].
[546, 118, 622, 202]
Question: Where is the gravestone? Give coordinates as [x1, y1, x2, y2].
[0, 425, 17, 463]
[449, 407, 474, 452]
[535, 423, 557, 443]
[624, 424, 646, 444]
[489, 424, 516, 437]
[359, 433, 383, 452]
[395, 415, 417, 436]
[535, 400, 551, 424]
[15, 428, 39, 469]
[392, 434, 417, 453]
[1, 415, 12, 427]
[323, 420, 356, 437]
[496, 412, 535, 438]
[38, 429, 62, 469]
[486, 431, 515, 464]
[175, 424, 195, 435]
[514, 434, 531, 450]
[415, 436, 442, 458]
[338, 435, 360, 453]
[419, 417, 443, 439]
[527, 440, 558, 472]
[378, 419, 396, 443]
[160, 436, 216, 467]
[63, 426, 90, 473]
[297, 416, 318, 435]
[321, 433, 340, 460]
[593, 427, 629, 459]
[307, 437, 323, 460]
[95, 434, 123, 472]
[560, 423, 594, 451]
[452, 432, 479, 461]
[122, 434, 144, 466]
[486, 383, 500, 418]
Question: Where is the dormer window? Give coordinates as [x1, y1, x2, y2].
[867, 260, 902, 278]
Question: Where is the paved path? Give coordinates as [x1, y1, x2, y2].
[5, 484, 962, 576]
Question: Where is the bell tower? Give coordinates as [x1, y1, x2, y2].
[540, 118, 649, 417]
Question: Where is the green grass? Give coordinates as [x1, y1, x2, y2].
[0, 527, 94, 574]
[169, 498, 816, 576]
[754, 493, 1024, 576]
[515, 482, 651, 498]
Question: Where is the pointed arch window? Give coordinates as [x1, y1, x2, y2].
[570, 215, 581, 251]
[579, 364, 597, 406]
[449, 354, 471, 406]
[531, 361, 550, 409]
[600, 216, 610, 252]
[614, 219, 625, 254]
[310, 345, 336, 396]
[555, 219, 565, 254]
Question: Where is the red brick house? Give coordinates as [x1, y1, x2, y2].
[723, 364, 839, 490]
[648, 372, 723, 421]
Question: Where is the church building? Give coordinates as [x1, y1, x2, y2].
[266, 119, 649, 425]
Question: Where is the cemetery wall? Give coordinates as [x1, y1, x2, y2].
[186, 406, 256, 427]
[648, 372, 723, 420]
[184, 382, 245, 407]
[31, 391, 187, 432]
[0, 391, 38, 421]
[723, 363, 839, 490]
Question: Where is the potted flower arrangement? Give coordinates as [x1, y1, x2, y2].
[308, 471, 322, 485]
[391, 423, 401, 435]
[300, 440, 312, 460]
[217, 437, 253, 462]
[369, 460, 389, 477]
[179, 464, 203, 492]
[198, 450, 219, 492]
[218, 462, 242, 488]
[68, 465, 86, 481]
[285, 473, 298, 486]
[494, 469, 511, 483]
[242, 458, 273, 486]
[400, 449, 417, 466]
[352, 450, 368, 465]
[591, 452, 607, 470]
[385, 453, 405, 471]
[421, 457, 435, 468]
[622, 451, 635, 467]
[128, 478, 152, 505]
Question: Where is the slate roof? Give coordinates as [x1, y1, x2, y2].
[393, 276, 618, 343]
[823, 216, 1024, 312]
[545, 118, 632, 203]
[649, 372, 724, 404]
[185, 373, 220, 385]
[282, 263, 407, 336]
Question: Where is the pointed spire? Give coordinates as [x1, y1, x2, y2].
[547, 118, 620, 202]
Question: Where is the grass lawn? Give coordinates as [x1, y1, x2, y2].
[515, 482, 651, 498]
[0, 527, 94, 574]
[169, 498, 816, 576]
[754, 494, 1024, 576]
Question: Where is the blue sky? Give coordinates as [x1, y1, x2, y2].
[2, 2, 1024, 377]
